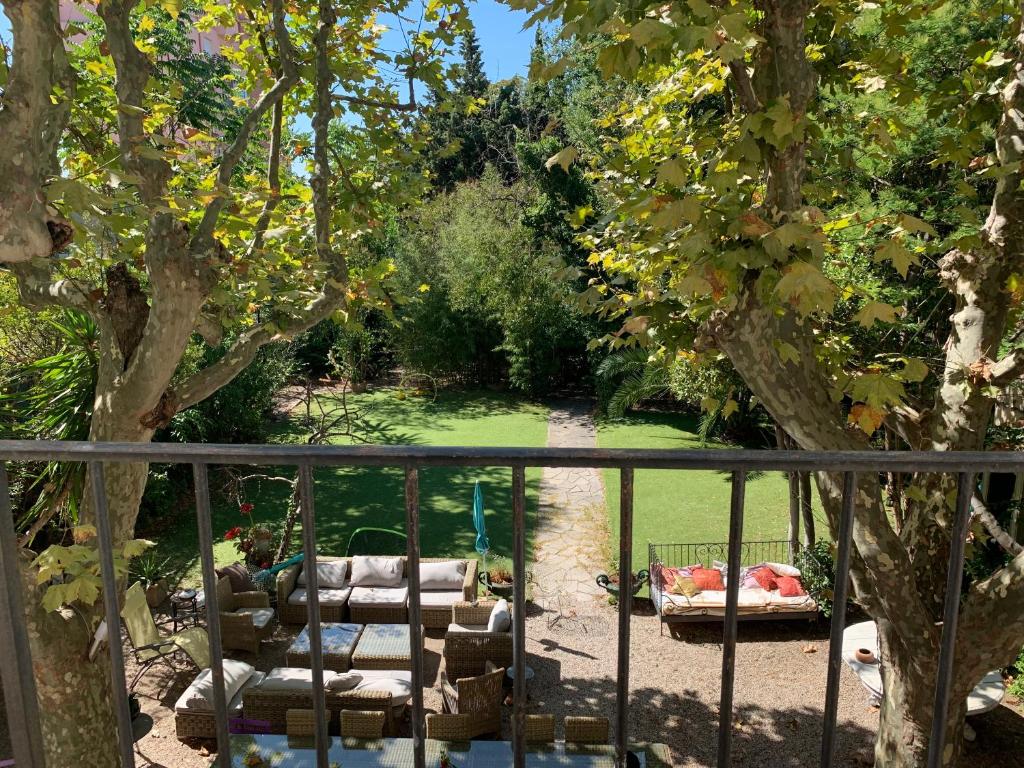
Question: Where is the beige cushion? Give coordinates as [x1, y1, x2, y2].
[350, 556, 403, 587]
[325, 671, 363, 691]
[235, 606, 274, 629]
[354, 676, 413, 708]
[419, 560, 466, 590]
[179, 660, 255, 710]
[287, 587, 352, 607]
[419, 590, 464, 607]
[175, 670, 264, 714]
[446, 622, 490, 634]
[298, 560, 348, 589]
[487, 598, 511, 632]
[348, 581, 408, 607]
[257, 667, 338, 692]
[766, 562, 801, 578]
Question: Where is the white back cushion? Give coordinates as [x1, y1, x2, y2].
[183, 659, 255, 710]
[326, 671, 363, 691]
[766, 562, 801, 578]
[298, 560, 348, 588]
[350, 556, 403, 587]
[486, 599, 511, 633]
[419, 560, 466, 590]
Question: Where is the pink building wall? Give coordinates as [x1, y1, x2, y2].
[59, 1, 237, 53]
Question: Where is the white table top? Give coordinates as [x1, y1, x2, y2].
[841, 621, 1004, 716]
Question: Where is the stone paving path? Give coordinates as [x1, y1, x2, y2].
[530, 400, 610, 621]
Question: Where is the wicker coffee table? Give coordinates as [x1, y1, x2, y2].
[286, 622, 364, 671]
[352, 623, 418, 670]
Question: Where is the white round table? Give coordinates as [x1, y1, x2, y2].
[841, 621, 1004, 716]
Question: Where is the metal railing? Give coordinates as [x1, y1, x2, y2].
[1, 441, 1022, 768]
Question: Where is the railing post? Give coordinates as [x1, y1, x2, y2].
[616, 468, 634, 768]
[927, 472, 975, 768]
[405, 466, 426, 768]
[297, 464, 329, 768]
[89, 461, 136, 768]
[821, 471, 857, 768]
[717, 470, 746, 768]
[0, 464, 46, 768]
[193, 462, 232, 767]
[511, 465, 527, 768]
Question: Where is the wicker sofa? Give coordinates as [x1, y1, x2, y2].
[277, 556, 478, 628]
[442, 600, 513, 680]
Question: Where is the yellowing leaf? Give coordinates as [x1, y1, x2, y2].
[854, 301, 899, 327]
[700, 396, 720, 413]
[774, 262, 836, 315]
[873, 239, 919, 278]
[899, 358, 929, 382]
[656, 158, 687, 188]
[849, 403, 885, 435]
[418, 283, 431, 293]
[721, 398, 739, 419]
[545, 146, 579, 173]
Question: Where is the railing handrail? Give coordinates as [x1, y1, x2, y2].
[1, 439, 1023, 472]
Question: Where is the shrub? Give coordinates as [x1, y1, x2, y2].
[795, 539, 838, 618]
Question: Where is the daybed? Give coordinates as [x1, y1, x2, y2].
[649, 541, 820, 628]
[277, 555, 478, 627]
[174, 659, 266, 742]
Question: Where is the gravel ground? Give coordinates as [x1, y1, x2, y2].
[5, 603, 1019, 767]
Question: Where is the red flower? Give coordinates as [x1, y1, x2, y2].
[240, 502, 254, 515]
[224, 526, 243, 541]
[260, 561, 271, 569]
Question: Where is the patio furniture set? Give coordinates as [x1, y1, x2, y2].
[165, 555, 519, 745]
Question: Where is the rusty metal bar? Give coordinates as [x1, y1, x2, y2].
[89, 462, 136, 768]
[405, 466, 426, 768]
[927, 472, 975, 768]
[193, 462, 232, 767]
[511, 465, 527, 768]
[3, 441, 1024, 473]
[717, 470, 746, 768]
[616, 467, 634, 768]
[297, 464, 329, 768]
[821, 471, 857, 768]
[0, 465, 46, 768]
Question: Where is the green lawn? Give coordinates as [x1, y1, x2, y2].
[597, 410, 794, 575]
[157, 389, 549, 586]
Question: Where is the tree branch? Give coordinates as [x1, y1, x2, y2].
[192, 0, 299, 250]
[971, 494, 1024, 557]
[8, 261, 99, 314]
[331, 93, 418, 112]
[726, 59, 761, 114]
[989, 347, 1024, 386]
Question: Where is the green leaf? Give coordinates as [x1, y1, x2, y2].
[630, 19, 672, 47]
[851, 373, 906, 409]
[774, 262, 836, 315]
[656, 158, 687, 188]
[899, 358, 929, 382]
[873, 239, 919, 278]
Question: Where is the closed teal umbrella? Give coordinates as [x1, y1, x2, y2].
[473, 480, 490, 556]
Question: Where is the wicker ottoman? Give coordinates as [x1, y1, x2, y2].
[286, 622, 364, 671]
[352, 623, 420, 670]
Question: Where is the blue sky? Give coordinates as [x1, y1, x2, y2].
[0, 1, 535, 81]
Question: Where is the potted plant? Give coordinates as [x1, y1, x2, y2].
[131, 552, 171, 607]
[478, 556, 515, 600]
[596, 559, 650, 601]
[225, 502, 278, 569]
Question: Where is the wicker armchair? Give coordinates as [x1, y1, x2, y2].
[216, 576, 274, 654]
[243, 686, 395, 734]
[286, 708, 328, 737]
[340, 709, 386, 738]
[564, 716, 609, 744]
[426, 713, 473, 741]
[439, 664, 505, 739]
[525, 714, 555, 743]
[443, 601, 513, 679]
[277, 555, 349, 625]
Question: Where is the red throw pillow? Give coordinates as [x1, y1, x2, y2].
[691, 567, 725, 591]
[777, 576, 806, 597]
[751, 567, 778, 592]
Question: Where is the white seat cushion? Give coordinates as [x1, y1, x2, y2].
[349, 581, 409, 607]
[419, 590, 464, 608]
[257, 667, 339, 692]
[326, 671, 363, 691]
[352, 674, 413, 708]
[235, 607, 274, 629]
[419, 561, 466, 590]
[176, 660, 255, 711]
[446, 623, 490, 634]
[176, 670, 264, 715]
[298, 560, 348, 589]
[287, 587, 352, 607]
[350, 556, 404, 587]
[487, 599, 511, 632]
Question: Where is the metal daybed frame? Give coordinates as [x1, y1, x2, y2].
[648, 540, 822, 628]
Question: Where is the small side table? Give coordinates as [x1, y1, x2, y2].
[170, 589, 199, 633]
[503, 665, 535, 704]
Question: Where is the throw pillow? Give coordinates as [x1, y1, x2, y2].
[298, 560, 348, 589]
[419, 560, 467, 590]
[350, 556, 403, 587]
[776, 576, 806, 597]
[487, 598, 511, 632]
[766, 562, 801, 578]
[326, 671, 363, 691]
[354, 677, 413, 708]
[667, 573, 700, 597]
[215, 562, 254, 593]
[750, 567, 778, 592]
[690, 567, 724, 591]
[184, 660, 254, 710]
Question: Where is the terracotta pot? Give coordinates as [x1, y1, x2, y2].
[145, 579, 168, 608]
[854, 647, 877, 664]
